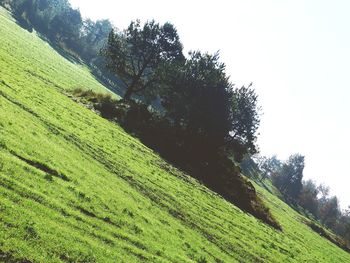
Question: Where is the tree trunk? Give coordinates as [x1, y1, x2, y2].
[123, 88, 133, 101]
[123, 77, 139, 101]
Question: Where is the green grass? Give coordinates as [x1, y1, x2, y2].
[0, 7, 349, 262]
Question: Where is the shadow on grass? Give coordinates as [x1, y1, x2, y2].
[306, 221, 350, 253]
[0, 249, 33, 263]
[10, 150, 70, 182]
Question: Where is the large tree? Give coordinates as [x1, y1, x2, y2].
[161, 51, 233, 151]
[102, 20, 184, 100]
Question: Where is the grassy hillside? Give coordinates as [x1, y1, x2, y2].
[0, 7, 349, 262]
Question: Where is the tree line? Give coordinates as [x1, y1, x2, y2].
[0, 0, 124, 91]
[0, 0, 112, 62]
[245, 154, 350, 245]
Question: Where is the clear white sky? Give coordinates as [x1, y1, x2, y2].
[69, 0, 350, 208]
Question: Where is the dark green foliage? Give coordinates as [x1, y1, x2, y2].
[230, 84, 261, 154]
[102, 20, 184, 100]
[161, 51, 232, 152]
[161, 52, 261, 161]
[48, 7, 82, 47]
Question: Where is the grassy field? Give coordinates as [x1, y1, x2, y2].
[1, 7, 350, 262]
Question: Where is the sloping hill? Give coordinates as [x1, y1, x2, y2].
[0, 7, 349, 262]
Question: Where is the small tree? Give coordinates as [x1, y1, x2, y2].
[102, 20, 184, 100]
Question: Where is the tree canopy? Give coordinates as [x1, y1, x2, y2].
[102, 20, 184, 100]
[230, 84, 261, 154]
[161, 51, 232, 150]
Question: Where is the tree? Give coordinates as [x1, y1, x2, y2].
[80, 19, 113, 61]
[229, 84, 261, 154]
[102, 20, 184, 100]
[161, 51, 232, 152]
[161, 51, 262, 162]
[319, 196, 340, 228]
[273, 154, 305, 200]
[299, 180, 319, 216]
[257, 155, 282, 180]
[318, 184, 330, 201]
[49, 6, 82, 47]
[334, 209, 350, 243]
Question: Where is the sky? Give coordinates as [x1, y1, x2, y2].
[69, 0, 350, 208]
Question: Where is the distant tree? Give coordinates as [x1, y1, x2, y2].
[6, 0, 83, 51]
[49, 6, 82, 47]
[299, 180, 319, 216]
[229, 84, 261, 154]
[317, 184, 330, 201]
[80, 19, 113, 61]
[334, 209, 350, 243]
[102, 20, 184, 100]
[273, 154, 305, 200]
[319, 196, 340, 228]
[9, 0, 35, 28]
[257, 155, 282, 180]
